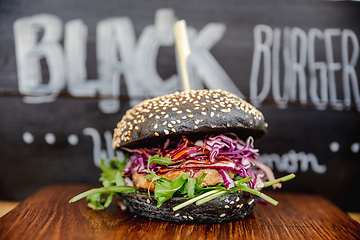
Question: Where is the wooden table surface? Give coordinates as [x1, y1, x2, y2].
[1, 184, 359, 240]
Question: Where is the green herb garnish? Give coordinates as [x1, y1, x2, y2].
[172, 173, 295, 211]
[69, 155, 295, 211]
[69, 157, 135, 210]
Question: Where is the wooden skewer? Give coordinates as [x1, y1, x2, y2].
[173, 20, 191, 91]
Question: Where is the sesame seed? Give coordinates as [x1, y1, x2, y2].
[155, 115, 160, 119]
[171, 120, 176, 124]
[149, 113, 153, 118]
[154, 124, 158, 129]
[135, 126, 139, 130]
[220, 214, 226, 217]
[248, 199, 255, 205]
[171, 128, 176, 133]
[164, 129, 169, 135]
[188, 114, 193, 118]
[172, 107, 178, 111]
[183, 216, 188, 219]
[194, 107, 200, 110]
[210, 112, 214, 118]
[237, 204, 243, 208]
[164, 114, 169, 119]
[230, 201, 234, 204]
[225, 199, 229, 203]
[176, 110, 182, 114]
[176, 119, 181, 124]
[182, 116, 187, 120]
[227, 123, 230, 127]
[194, 125, 198, 129]
[225, 205, 229, 208]
[154, 132, 159, 136]
[161, 112, 165, 115]
[201, 112, 207, 116]
[188, 216, 193, 220]
[236, 197, 240, 202]
[168, 123, 173, 128]
[186, 109, 191, 113]
[147, 199, 150, 203]
[211, 124, 216, 128]
[162, 121, 167, 126]
[175, 213, 179, 217]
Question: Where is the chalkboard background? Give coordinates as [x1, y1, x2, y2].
[0, 0, 359, 212]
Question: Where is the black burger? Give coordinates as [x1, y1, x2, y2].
[70, 89, 294, 223]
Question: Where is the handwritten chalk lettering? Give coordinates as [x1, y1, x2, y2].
[83, 128, 125, 167]
[134, 9, 177, 98]
[250, 24, 360, 111]
[258, 150, 327, 174]
[189, 23, 244, 98]
[13, 9, 242, 113]
[342, 29, 360, 111]
[13, 14, 66, 103]
[308, 28, 328, 110]
[272, 27, 291, 109]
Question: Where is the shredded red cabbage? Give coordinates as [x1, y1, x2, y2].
[121, 132, 274, 190]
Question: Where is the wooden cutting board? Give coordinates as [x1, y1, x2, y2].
[1, 184, 359, 240]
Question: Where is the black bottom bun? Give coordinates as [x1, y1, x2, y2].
[121, 191, 258, 223]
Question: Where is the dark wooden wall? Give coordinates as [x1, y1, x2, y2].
[0, 0, 359, 212]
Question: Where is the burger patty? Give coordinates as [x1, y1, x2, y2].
[132, 168, 237, 191]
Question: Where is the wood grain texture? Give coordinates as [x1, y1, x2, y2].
[0, 184, 359, 240]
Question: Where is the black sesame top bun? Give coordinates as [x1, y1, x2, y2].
[113, 89, 268, 149]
